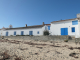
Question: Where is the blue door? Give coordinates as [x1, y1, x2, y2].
[29, 31, 33, 35]
[61, 28, 68, 35]
[14, 31, 16, 35]
[21, 31, 24, 35]
[6, 32, 8, 36]
[64, 28, 68, 35]
[61, 28, 64, 35]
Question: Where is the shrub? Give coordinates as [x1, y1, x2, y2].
[64, 40, 68, 42]
[16, 35, 20, 36]
[10, 35, 13, 36]
[43, 30, 49, 35]
[26, 35, 30, 36]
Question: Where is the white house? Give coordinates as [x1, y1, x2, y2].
[0, 22, 51, 36]
[51, 14, 80, 38]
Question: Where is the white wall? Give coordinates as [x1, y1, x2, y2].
[51, 20, 79, 36]
[1, 25, 51, 36]
[2, 27, 43, 36]
[78, 20, 80, 38]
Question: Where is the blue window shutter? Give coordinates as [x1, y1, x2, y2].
[72, 27, 75, 32]
[14, 31, 16, 35]
[48, 26, 50, 30]
[72, 20, 78, 25]
[37, 31, 39, 34]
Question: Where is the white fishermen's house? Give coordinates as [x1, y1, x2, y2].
[0, 22, 51, 36]
[51, 14, 80, 38]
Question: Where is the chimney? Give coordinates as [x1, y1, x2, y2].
[77, 13, 80, 18]
[42, 22, 45, 25]
[9, 25, 12, 28]
[25, 24, 27, 27]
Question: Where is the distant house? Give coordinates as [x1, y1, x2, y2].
[0, 22, 51, 36]
[50, 14, 80, 37]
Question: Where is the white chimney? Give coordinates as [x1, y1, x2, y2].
[77, 13, 80, 18]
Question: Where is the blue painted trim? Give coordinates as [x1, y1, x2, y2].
[72, 20, 78, 25]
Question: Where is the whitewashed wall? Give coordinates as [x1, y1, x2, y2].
[51, 19, 79, 36]
[78, 20, 80, 38]
[2, 28, 42, 36]
[1, 25, 51, 36]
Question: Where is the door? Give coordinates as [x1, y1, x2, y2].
[21, 31, 24, 35]
[61, 28, 68, 35]
[29, 31, 33, 35]
[14, 31, 16, 35]
[61, 28, 64, 35]
[6, 32, 8, 36]
[64, 28, 68, 35]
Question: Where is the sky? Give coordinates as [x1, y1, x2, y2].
[0, 0, 80, 29]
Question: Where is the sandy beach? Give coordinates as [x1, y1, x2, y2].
[0, 39, 80, 60]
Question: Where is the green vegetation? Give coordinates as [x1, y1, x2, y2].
[64, 40, 68, 42]
[43, 30, 49, 35]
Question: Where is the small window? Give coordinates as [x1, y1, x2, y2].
[48, 26, 50, 30]
[45, 26, 47, 30]
[72, 27, 75, 32]
[72, 20, 78, 25]
[37, 31, 39, 34]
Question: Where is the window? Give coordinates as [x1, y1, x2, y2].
[37, 31, 39, 34]
[45, 26, 47, 30]
[48, 26, 50, 30]
[72, 27, 75, 32]
[72, 20, 78, 25]
[14, 31, 16, 35]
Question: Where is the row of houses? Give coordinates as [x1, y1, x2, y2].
[0, 14, 80, 37]
[0, 22, 51, 36]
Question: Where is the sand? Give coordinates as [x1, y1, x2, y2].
[0, 39, 80, 60]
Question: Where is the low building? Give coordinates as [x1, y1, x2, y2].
[51, 14, 80, 38]
[0, 22, 51, 36]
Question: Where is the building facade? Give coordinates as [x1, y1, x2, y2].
[1, 14, 80, 37]
[50, 14, 80, 38]
[0, 22, 51, 36]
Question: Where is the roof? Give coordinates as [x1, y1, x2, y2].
[51, 18, 79, 23]
[5, 24, 51, 30]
